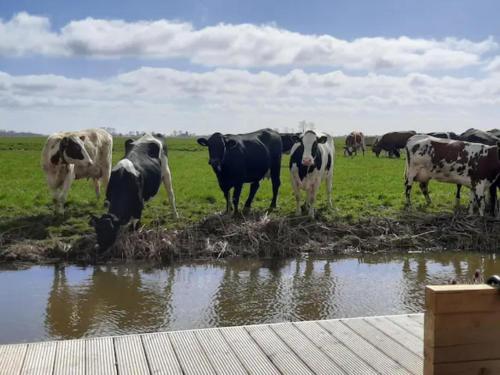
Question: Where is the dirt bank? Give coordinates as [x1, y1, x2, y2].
[2, 211, 500, 264]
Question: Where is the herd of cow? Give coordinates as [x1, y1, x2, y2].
[40, 126, 500, 250]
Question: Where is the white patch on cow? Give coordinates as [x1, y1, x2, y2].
[115, 159, 140, 177]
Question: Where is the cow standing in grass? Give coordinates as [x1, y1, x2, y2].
[289, 130, 334, 218]
[91, 134, 178, 250]
[405, 135, 500, 216]
[197, 129, 282, 214]
[344, 131, 365, 156]
[41, 128, 113, 213]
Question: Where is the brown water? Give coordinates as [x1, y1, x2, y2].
[0, 251, 497, 344]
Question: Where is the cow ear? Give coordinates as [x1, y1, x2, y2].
[197, 138, 208, 146]
[318, 136, 328, 144]
[125, 138, 134, 154]
[226, 139, 237, 149]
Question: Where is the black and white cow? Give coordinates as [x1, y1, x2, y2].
[405, 134, 500, 216]
[197, 129, 282, 214]
[289, 130, 334, 218]
[90, 134, 178, 250]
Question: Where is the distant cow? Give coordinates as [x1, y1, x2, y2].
[197, 129, 282, 214]
[289, 130, 334, 218]
[427, 132, 460, 140]
[372, 131, 416, 158]
[405, 135, 500, 216]
[460, 128, 499, 146]
[488, 129, 500, 138]
[344, 131, 365, 156]
[90, 134, 178, 250]
[41, 128, 113, 213]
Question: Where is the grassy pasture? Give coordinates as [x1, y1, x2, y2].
[0, 136, 461, 246]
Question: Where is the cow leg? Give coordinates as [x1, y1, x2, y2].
[419, 182, 431, 205]
[307, 182, 319, 218]
[57, 166, 75, 213]
[223, 189, 231, 213]
[404, 172, 415, 208]
[232, 184, 243, 214]
[162, 163, 179, 218]
[290, 173, 302, 216]
[269, 164, 281, 210]
[489, 184, 497, 216]
[243, 181, 260, 214]
[455, 184, 462, 208]
[326, 169, 333, 208]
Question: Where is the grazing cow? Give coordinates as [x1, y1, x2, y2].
[405, 135, 500, 216]
[90, 134, 178, 250]
[460, 128, 499, 146]
[197, 129, 282, 214]
[289, 130, 334, 218]
[427, 132, 460, 140]
[344, 131, 365, 156]
[41, 128, 113, 213]
[372, 131, 416, 158]
[280, 133, 300, 154]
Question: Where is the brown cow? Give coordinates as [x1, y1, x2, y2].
[344, 131, 365, 156]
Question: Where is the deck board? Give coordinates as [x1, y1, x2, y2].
[0, 344, 27, 375]
[1, 314, 425, 375]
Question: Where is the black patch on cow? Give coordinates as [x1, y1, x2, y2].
[50, 151, 61, 165]
[326, 153, 332, 170]
[411, 144, 420, 154]
[61, 137, 84, 160]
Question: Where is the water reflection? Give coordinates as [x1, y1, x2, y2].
[0, 252, 498, 344]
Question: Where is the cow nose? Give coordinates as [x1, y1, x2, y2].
[302, 158, 313, 166]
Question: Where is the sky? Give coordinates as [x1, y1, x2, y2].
[0, 0, 499, 136]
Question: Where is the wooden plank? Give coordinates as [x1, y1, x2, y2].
[220, 326, 280, 375]
[425, 311, 500, 347]
[294, 321, 378, 375]
[21, 341, 57, 375]
[0, 344, 27, 375]
[195, 328, 248, 375]
[388, 315, 424, 339]
[408, 314, 424, 325]
[366, 317, 423, 357]
[246, 324, 314, 375]
[114, 335, 150, 375]
[319, 320, 411, 375]
[424, 356, 500, 375]
[54, 339, 85, 375]
[426, 285, 499, 314]
[85, 337, 117, 375]
[270, 322, 345, 375]
[344, 318, 422, 374]
[142, 333, 183, 375]
[168, 330, 216, 375]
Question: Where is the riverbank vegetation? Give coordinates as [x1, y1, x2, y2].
[1, 136, 497, 263]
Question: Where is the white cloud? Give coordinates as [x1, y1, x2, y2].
[0, 12, 497, 71]
[486, 56, 500, 73]
[1, 67, 500, 135]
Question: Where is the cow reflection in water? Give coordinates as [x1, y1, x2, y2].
[45, 265, 175, 339]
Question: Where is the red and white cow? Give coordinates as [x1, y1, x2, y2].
[289, 130, 334, 218]
[405, 134, 500, 216]
[344, 131, 365, 156]
[41, 128, 113, 213]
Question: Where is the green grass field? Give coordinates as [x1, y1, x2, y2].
[0, 136, 461, 246]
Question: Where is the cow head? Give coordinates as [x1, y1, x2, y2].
[294, 131, 328, 167]
[90, 213, 121, 250]
[344, 146, 354, 156]
[57, 135, 93, 166]
[197, 133, 237, 173]
[372, 137, 381, 157]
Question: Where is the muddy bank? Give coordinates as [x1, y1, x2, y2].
[2, 211, 500, 263]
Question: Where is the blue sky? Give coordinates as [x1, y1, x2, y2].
[0, 0, 499, 135]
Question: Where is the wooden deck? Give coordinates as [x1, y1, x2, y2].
[0, 313, 424, 375]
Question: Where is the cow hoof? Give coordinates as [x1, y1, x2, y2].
[242, 207, 251, 215]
